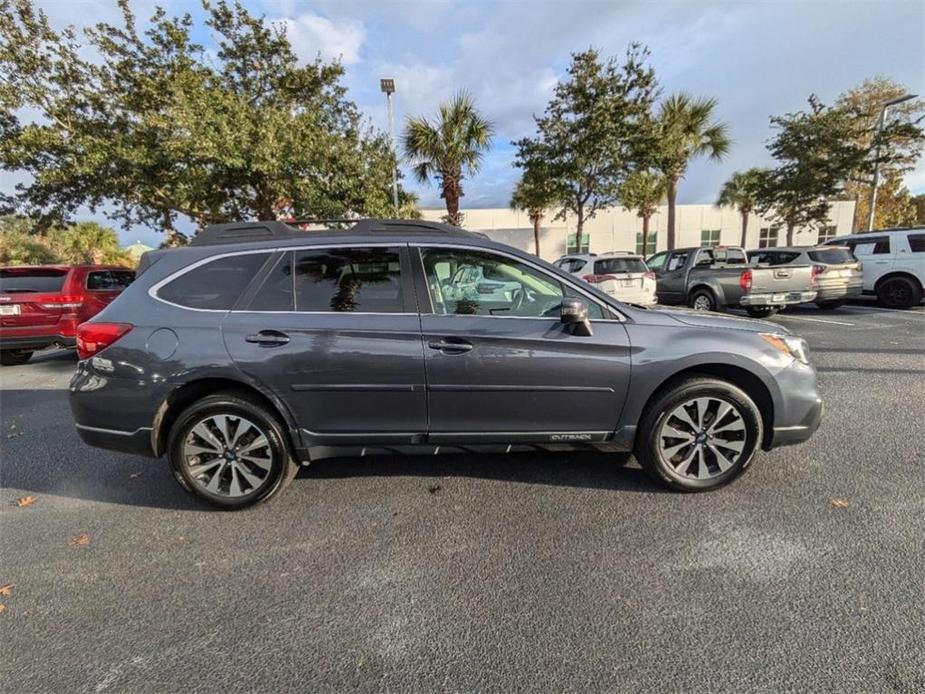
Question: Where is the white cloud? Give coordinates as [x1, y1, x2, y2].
[277, 13, 365, 65]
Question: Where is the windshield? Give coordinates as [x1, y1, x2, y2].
[0, 268, 68, 293]
[594, 258, 647, 274]
[808, 248, 855, 264]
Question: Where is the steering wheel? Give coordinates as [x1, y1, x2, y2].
[511, 287, 536, 312]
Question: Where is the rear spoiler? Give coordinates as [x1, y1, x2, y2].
[136, 249, 169, 276]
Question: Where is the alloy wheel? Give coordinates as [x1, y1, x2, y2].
[692, 295, 713, 311]
[658, 397, 747, 480]
[183, 414, 274, 497]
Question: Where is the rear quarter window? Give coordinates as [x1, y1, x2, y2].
[157, 253, 268, 310]
[907, 233, 925, 253]
[0, 268, 69, 293]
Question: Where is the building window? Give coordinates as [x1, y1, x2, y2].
[817, 226, 837, 243]
[758, 226, 780, 248]
[636, 232, 657, 257]
[567, 233, 590, 255]
[700, 229, 721, 247]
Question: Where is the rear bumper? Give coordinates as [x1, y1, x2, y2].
[741, 290, 817, 307]
[0, 334, 75, 351]
[814, 283, 863, 301]
[75, 423, 156, 457]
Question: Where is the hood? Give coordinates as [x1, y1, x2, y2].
[650, 306, 791, 335]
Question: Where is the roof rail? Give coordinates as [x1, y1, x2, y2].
[189, 218, 473, 246]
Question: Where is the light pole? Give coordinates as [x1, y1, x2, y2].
[380, 78, 399, 216]
[866, 93, 917, 231]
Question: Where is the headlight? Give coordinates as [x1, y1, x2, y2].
[760, 333, 810, 365]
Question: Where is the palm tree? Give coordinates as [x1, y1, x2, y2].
[510, 171, 555, 256]
[656, 94, 731, 249]
[402, 91, 493, 226]
[619, 170, 665, 257]
[716, 168, 765, 247]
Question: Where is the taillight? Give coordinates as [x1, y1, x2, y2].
[739, 269, 753, 291]
[811, 265, 825, 284]
[76, 322, 133, 360]
[643, 271, 655, 281]
[583, 274, 617, 283]
[35, 294, 84, 309]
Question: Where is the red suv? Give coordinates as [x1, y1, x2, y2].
[0, 265, 135, 365]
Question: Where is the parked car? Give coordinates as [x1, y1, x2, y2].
[69, 219, 822, 508]
[555, 252, 657, 307]
[0, 265, 135, 365]
[646, 246, 817, 318]
[823, 227, 925, 308]
[747, 246, 862, 309]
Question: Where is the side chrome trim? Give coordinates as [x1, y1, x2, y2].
[75, 424, 153, 437]
[292, 384, 424, 392]
[428, 384, 615, 393]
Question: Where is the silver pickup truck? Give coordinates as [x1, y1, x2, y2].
[646, 246, 817, 317]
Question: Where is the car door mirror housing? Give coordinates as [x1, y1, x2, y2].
[560, 297, 592, 336]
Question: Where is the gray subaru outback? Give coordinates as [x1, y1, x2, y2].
[69, 219, 822, 508]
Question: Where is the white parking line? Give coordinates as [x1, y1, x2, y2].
[842, 305, 925, 318]
[773, 314, 855, 326]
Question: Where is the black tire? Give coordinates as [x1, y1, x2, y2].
[689, 289, 717, 312]
[635, 377, 764, 492]
[0, 350, 33, 366]
[876, 276, 922, 309]
[168, 392, 299, 509]
[745, 306, 779, 318]
[814, 300, 845, 310]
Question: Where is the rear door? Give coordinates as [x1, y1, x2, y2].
[414, 245, 631, 442]
[221, 245, 427, 446]
[844, 235, 893, 290]
[0, 267, 72, 333]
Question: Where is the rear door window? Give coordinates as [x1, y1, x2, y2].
[593, 257, 646, 274]
[293, 247, 403, 313]
[0, 268, 68, 293]
[158, 253, 268, 310]
[87, 270, 135, 290]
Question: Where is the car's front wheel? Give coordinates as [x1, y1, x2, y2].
[635, 377, 763, 491]
[168, 392, 299, 509]
[0, 349, 33, 366]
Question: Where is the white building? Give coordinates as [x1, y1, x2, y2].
[420, 201, 856, 261]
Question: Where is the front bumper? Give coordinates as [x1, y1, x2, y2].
[741, 290, 817, 307]
[767, 360, 823, 449]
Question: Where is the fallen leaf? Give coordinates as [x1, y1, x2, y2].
[0, 604, 6, 614]
[69, 533, 90, 547]
[6, 432, 19, 439]
[428, 484, 442, 494]
[128, 471, 143, 479]
[0, 583, 13, 597]
[15, 496, 37, 508]
[831, 498, 849, 509]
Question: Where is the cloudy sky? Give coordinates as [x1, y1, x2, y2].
[19, 0, 925, 245]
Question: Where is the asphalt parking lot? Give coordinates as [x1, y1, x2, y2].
[1, 301, 923, 693]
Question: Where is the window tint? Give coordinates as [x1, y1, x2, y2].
[907, 233, 925, 253]
[249, 254, 293, 311]
[593, 257, 646, 274]
[87, 270, 134, 290]
[0, 268, 67, 293]
[766, 251, 801, 265]
[850, 236, 890, 255]
[158, 253, 266, 310]
[421, 248, 603, 319]
[808, 248, 855, 264]
[293, 247, 402, 313]
[646, 252, 667, 271]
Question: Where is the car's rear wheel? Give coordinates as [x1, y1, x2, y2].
[745, 306, 779, 318]
[168, 392, 299, 509]
[814, 300, 845, 310]
[876, 276, 922, 309]
[635, 377, 763, 491]
[0, 350, 33, 366]
[689, 289, 717, 312]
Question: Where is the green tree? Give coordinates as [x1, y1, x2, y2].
[0, 0, 403, 243]
[510, 166, 556, 256]
[758, 96, 882, 245]
[53, 221, 132, 265]
[618, 170, 664, 257]
[0, 216, 57, 264]
[513, 46, 659, 252]
[655, 93, 730, 250]
[716, 168, 765, 247]
[402, 91, 494, 227]
[835, 77, 924, 230]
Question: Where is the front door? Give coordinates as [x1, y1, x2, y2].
[414, 246, 632, 444]
[654, 250, 692, 304]
[222, 245, 427, 446]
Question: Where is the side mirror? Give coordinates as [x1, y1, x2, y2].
[560, 297, 592, 336]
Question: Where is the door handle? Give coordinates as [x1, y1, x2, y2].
[245, 330, 290, 346]
[427, 339, 474, 354]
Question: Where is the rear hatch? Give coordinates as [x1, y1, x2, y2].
[748, 263, 815, 295]
[807, 247, 862, 286]
[583, 257, 651, 295]
[0, 267, 75, 330]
